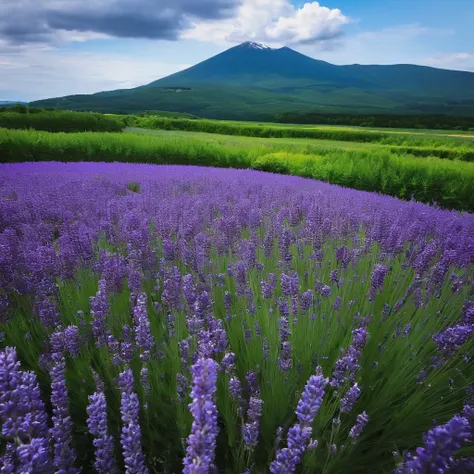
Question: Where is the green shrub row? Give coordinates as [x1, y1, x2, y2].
[0, 111, 124, 133]
[1, 128, 473, 211]
[135, 117, 474, 161]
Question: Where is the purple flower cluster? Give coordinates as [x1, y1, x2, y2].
[90, 279, 109, 347]
[119, 369, 148, 474]
[183, 358, 219, 474]
[0, 347, 52, 472]
[270, 367, 328, 473]
[242, 396, 264, 449]
[133, 293, 155, 361]
[395, 414, 470, 473]
[330, 327, 369, 388]
[50, 353, 79, 473]
[87, 391, 117, 474]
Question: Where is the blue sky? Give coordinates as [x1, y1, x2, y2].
[1, 0, 473, 101]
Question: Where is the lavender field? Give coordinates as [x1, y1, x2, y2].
[1, 162, 473, 473]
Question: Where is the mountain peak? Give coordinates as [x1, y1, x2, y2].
[238, 41, 272, 50]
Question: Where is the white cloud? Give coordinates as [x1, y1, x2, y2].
[298, 23, 462, 68]
[423, 53, 474, 72]
[0, 45, 191, 101]
[183, 0, 349, 47]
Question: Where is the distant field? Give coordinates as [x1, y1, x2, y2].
[127, 116, 474, 161]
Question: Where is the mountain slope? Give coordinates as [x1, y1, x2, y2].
[31, 42, 474, 118]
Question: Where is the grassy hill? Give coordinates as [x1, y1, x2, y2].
[31, 42, 474, 119]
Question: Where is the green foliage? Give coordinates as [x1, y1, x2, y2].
[127, 181, 141, 193]
[0, 110, 124, 133]
[1, 128, 473, 211]
[274, 112, 474, 131]
[133, 117, 474, 162]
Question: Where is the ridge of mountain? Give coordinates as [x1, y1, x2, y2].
[30, 42, 474, 119]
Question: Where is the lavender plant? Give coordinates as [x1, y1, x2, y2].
[0, 163, 473, 473]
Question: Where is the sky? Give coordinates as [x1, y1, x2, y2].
[1, 0, 473, 102]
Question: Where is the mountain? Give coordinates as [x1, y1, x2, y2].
[0, 101, 28, 106]
[30, 42, 474, 119]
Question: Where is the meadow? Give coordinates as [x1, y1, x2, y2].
[0, 162, 473, 474]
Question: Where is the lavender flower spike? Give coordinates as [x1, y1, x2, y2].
[270, 367, 328, 474]
[183, 358, 219, 474]
[119, 369, 149, 474]
[349, 411, 369, 440]
[395, 415, 470, 473]
[133, 292, 155, 361]
[340, 383, 361, 414]
[242, 397, 264, 449]
[51, 353, 79, 473]
[87, 391, 117, 474]
[0, 347, 52, 472]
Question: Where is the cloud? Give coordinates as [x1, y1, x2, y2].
[183, 0, 349, 46]
[0, 0, 241, 44]
[423, 53, 474, 72]
[0, 43, 191, 101]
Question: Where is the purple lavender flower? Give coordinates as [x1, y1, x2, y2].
[242, 397, 263, 449]
[278, 341, 293, 373]
[320, 285, 331, 298]
[119, 369, 148, 474]
[224, 291, 232, 311]
[260, 280, 274, 299]
[279, 317, 291, 343]
[161, 266, 182, 309]
[270, 367, 328, 474]
[221, 352, 236, 374]
[128, 267, 142, 294]
[35, 297, 61, 329]
[50, 354, 78, 473]
[462, 301, 474, 325]
[121, 324, 135, 364]
[246, 370, 259, 395]
[330, 269, 339, 283]
[183, 274, 198, 308]
[133, 293, 155, 361]
[177, 373, 188, 403]
[330, 328, 368, 388]
[229, 377, 244, 403]
[16, 437, 52, 473]
[90, 279, 109, 347]
[183, 358, 219, 474]
[349, 411, 369, 440]
[395, 415, 469, 472]
[333, 296, 342, 311]
[179, 337, 192, 370]
[233, 261, 248, 296]
[413, 242, 438, 275]
[300, 290, 313, 311]
[433, 324, 473, 356]
[50, 329, 66, 355]
[340, 383, 361, 414]
[370, 264, 389, 298]
[281, 273, 299, 298]
[63, 325, 81, 358]
[87, 391, 117, 474]
[0, 348, 52, 471]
